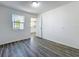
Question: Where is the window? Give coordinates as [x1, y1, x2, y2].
[12, 14, 25, 30]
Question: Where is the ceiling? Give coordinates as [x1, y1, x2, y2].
[0, 1, 72, 15]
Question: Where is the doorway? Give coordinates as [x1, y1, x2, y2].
[30, 17, 37, 36]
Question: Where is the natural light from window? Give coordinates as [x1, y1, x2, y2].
[12, 14, 25, 30]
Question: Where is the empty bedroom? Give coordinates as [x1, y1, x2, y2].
[0, 0, 79, 57]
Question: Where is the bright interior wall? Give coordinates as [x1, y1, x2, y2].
[36, 2, 79, 49]
[0, 5, 35, 45]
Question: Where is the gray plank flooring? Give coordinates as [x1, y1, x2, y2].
[0, 37, 79, 57]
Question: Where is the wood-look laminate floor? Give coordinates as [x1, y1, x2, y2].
[0, 36, 79, 57]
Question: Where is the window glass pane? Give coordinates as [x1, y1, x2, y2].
[20, 23, 24, 29]
[15, 22, 20, 29]
[13, 22, 24, 29]
[15, 20, 20, 29]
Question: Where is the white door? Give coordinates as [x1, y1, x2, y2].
[36, 16, 42, 37]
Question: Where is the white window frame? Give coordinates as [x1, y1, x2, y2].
[12, 14, 25, 30]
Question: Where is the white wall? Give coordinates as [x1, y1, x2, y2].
[36, 2, 79, 49]
[0, 5, 35, 45]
